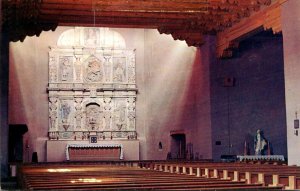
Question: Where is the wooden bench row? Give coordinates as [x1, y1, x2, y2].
[19, 164, 282, 190]
[138, 161, 300, 190]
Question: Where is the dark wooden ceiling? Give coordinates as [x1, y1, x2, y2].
[2, 0, 275, 48]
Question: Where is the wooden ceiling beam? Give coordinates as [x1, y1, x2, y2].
[216, 0, 287, 58]
[43, 0, 209, 12]
[2, 0, 279, 49]
[40, 9, 208, 20]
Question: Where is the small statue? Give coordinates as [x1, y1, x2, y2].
[254, 129, 267, 155]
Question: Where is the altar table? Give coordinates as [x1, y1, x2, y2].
[66, 144, 123, 161]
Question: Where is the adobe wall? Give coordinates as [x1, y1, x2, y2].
[210, 31, 287, 160]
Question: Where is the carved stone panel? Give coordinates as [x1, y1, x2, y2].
[49, 97, 58, 131]
[48, 27, 137, 140]
[84, 28, 100, 46]
[49, 53, 58, 82]
[59, 56, 74, 82]
[85, 103, 103, 131]
[59, 99, 74, 131]
[84, 56, 104, 82]
[113, 99, 127, 131]
[113, 57, 126, 83]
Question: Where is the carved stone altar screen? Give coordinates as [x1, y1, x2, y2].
[48, 27, 137, 140]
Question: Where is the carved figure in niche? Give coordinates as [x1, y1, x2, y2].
[114, 101, 126, 130]
[61, 101, 71, 123]
[86, 59, 103, 82]
[104, 98, 112, 130]
[86, 103, 102, 130]
[254, 129, 267, 155]
[113, 59, 125, 82]
[85, 28, 98, 46]
[61, 57, 72, 81]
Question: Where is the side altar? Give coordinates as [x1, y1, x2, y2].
[46, 27, 139, 161]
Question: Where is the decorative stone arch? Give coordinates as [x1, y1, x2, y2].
[57, 27, 126, 48]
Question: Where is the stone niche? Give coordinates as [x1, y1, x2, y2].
[47, 27, 138, 161]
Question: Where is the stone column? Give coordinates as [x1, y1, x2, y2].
[282, 0, 300, 166]
[1, 31, 9, 178]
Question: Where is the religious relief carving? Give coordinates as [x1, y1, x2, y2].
[113, 58, 126, 83]
[127, 97, 136, 130]
[60, 100, 72, 131]
[104, 98, 112, 130]
[85, 57, 103, 82]
[84, 28, 99, 46]
[60, 57, 73, 81]
[86, 103, 102, 131]
[114, 100, 127, 131]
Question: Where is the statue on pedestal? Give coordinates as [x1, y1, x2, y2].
[254, 129, 267, 155]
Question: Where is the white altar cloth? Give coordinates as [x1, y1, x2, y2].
[237, 155, 285, 161]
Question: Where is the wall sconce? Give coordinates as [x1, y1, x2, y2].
[294, 112, 299, 136]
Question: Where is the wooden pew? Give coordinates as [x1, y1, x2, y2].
[19, 163, 282, 190]
[139, 161, 300, 189]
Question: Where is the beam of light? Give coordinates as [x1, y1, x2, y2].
[47, 169, 71, 172]
[70, 178, 102, 183]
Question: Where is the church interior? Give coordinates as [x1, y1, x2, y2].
[1, 0, 300, 190]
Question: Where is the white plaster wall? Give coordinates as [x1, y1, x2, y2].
[143, 31, 212, 160]
[282, 0, 300, 165]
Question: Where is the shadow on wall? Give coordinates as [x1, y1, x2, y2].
[167, 48, 212, 160]
[9, 47, 32, 163]
[211, 31, 286, 160]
